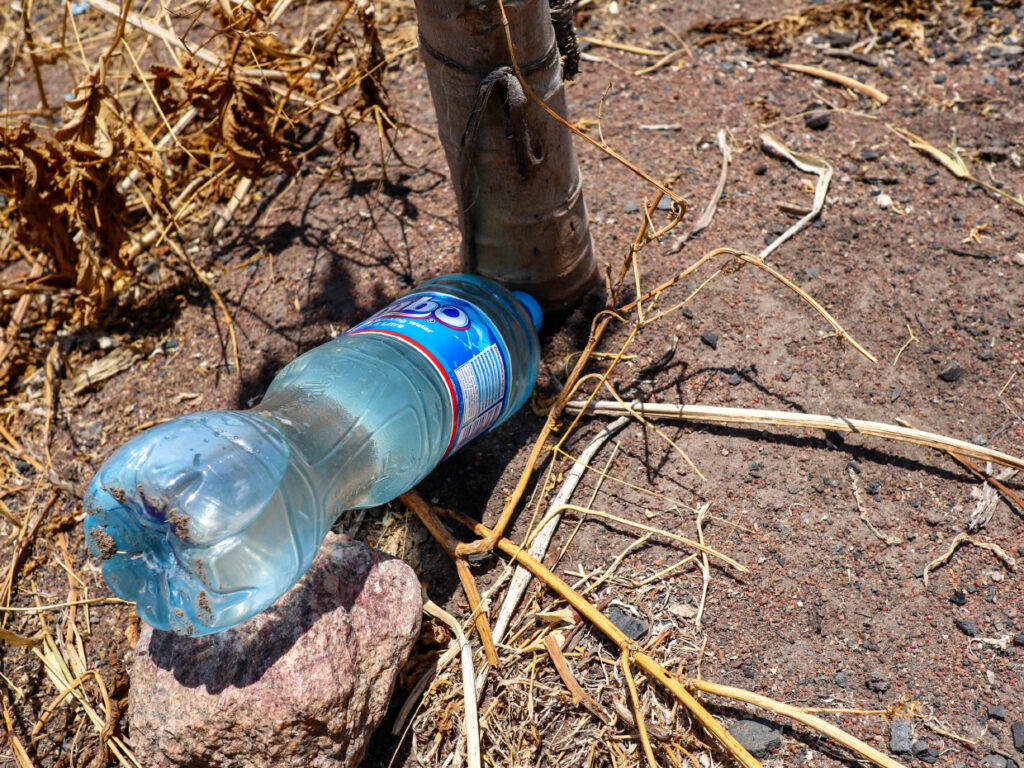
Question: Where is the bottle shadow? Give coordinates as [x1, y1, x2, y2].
[144, 541, 395, 694]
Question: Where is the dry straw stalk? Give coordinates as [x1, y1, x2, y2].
[565, 400, 1024, 473]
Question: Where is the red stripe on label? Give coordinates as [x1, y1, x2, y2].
[347, 329, 459, 459]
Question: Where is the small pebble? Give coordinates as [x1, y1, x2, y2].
[606, 606, 648, 641]
[865, 671, 890, 693]
[624, 202, 640, 214]
[988, 704, 1008, 721]
[728, 373, 742, 386]
[938, 363, 966, 382]
[877, 193, 893, 210]
[954, 618, 978, 637]
[866, 478, 881, 495]
[890, 719, 913, 754]
[656, 197, 673, 211]
[728, 720, 782, 758]
[949, 590, 967, 606]
[780, 370, 793, 382]
[847, 460, 862, 474]
[753, 163, 767, 175]
[701, 331, 719, 350]
[834, 670, 849, 688]
[862, 149, 879, 161]
[981, 755, 1007, 768]
[804, 103, 831, 131]
[681, 307, 694, 319]
[933, 72, 948, 84]
[1012, 720, 1024, 751]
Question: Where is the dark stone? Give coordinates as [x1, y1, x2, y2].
[865, 670, 890, 693]
[866, 478, 882, 495]
[988, 704, 1008, 721]
[606, 605, 648, 641]
[949, 590, 967, 606]
[728, 373, 742, 386]
[933, 73, 947, 84]
[939, 363, 966, 382]
[862, 149, 879, 161]
[728, 720, 782, 758]
[834, 670, 849, 688]
[804, 104, 831, 131]
[1013, 720, 1024, 751]
[681, 307, 694, 319]
[847, 460, 862, 474]
[954, 618, 978, 636]
[701, 331, 719, 350]
[753, 163, 768, 175]
[889, 718, 913, 754]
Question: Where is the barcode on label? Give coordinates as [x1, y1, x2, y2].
[453, 401, 503, 453]
[454, 344, 505, 422]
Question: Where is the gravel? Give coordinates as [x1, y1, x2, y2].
[889, 718, 913, 754]
[865, 670, 891, 693]
[1012, 721, 1024, 751]
[939, 363, 967, 382]
[727, 720, 782, 758]
[954, 618, 978, 637]
[605, 605, 648, 641]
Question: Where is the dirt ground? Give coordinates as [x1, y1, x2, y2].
[3, 0, 1024, 766]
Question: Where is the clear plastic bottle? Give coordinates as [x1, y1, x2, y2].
[84, 274, 541, 636]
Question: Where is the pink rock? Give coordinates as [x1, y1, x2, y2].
[128, 535, 422, 768]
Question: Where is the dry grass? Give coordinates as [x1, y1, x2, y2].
[0, 0, 417, 387]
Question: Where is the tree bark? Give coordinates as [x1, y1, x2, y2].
[413, 0, 597, 311]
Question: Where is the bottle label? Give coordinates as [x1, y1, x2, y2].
[345, 291, 512, 459]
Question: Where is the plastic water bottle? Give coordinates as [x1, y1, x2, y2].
[84, 274, 541, 636]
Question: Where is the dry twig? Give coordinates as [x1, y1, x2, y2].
[564, 401, 1024, 473]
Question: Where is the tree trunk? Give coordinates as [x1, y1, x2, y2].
[413, 0, 597, 311]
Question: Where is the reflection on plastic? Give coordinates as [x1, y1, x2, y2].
[84, 275, 541, 636]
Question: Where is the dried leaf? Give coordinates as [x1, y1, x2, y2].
[0, 627, 43, 648]
[891, 127, 970, 179]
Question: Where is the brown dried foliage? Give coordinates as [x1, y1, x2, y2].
[1, 75, 162, 324]
[0, 0, 405, 387]
[152, 62, 296, 176]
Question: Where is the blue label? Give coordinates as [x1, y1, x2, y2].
[345, 291, 512, 459]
